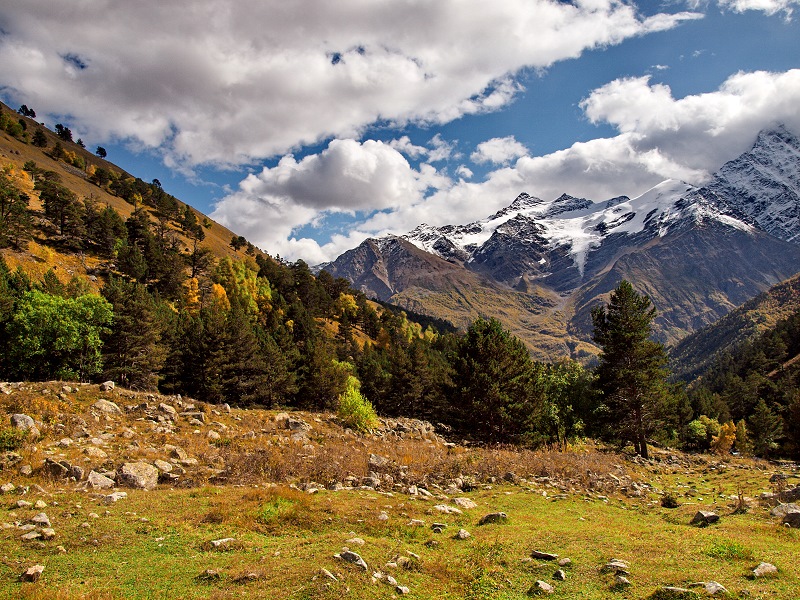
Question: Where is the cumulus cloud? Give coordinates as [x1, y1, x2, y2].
[718, 0, 799, 17]
[471, 136, 529, 165]
[211, 139, 450, 263]
[0, 0, 700, 168]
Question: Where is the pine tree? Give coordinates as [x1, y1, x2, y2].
[591, 280, 670, 458]
[748, 399, 783, 457]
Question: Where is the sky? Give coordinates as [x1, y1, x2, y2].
[1, 0, 800, 264]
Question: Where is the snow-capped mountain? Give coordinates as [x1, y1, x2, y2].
[323, 125, 800, 358]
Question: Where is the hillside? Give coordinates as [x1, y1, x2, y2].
[670, 272, 800, 380]
[0, 101, 246, 285]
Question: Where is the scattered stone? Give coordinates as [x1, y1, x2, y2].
[782, 512, 800, 528]
[527, 580, 554, 595]
[39, 528, 56, 540]
[165, 445, 189, 461]
[531, 550, 558, 560]
[104, 491, 128, 504]
[117, 462, 159, 490]
[57, 437, 74, 448]
[377, 511, 389, 521]
[396, 585, 410, 595]
[20, 565, 45, 582]
[557, 558, 571, 567]
[752, 562, 778, 577]
[16, 500, 32, 509]
[454, 528, 471, 540]
[553, 569, 566, 581]
[614, 575, 631, 588]
[408, 519, 425, 527]
[368, 453, 389, 470]
[92, 399, 121, 414]
[478, 512, 508, 525]
[10, 414, 35, 430]
[319, 568, 337, 581]
[210, 537, 237, 549]
[158, 403, 177, 418]
[431, 522, 447, 533]
[433, 504, 462, 515]
[601, 559, 630, 575]
[31, 512, 51, 527]
[453, 497, 477, 509]
[84, 446, 108, 460]
[19, 465, 32, 477]
[99, 381, 115, 392]
[770, 503, 800, 518]
[346, 537, 365, 546]
[21, 531, 42, 542]
[0, 482, 15, 494]
[338, 549, 368, 570]
[689, 511, 719, 527]
[34, 500, 47, 509]
[688, 581, 728, 595]
[87, 471, 115, 490]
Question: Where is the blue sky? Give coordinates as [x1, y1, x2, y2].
[2, 0, 799, 263]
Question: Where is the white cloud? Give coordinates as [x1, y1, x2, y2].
[471, 136, 529, 165]
[456, 165, 474, 179]
[0, 0, 700, 169]
[427, 134, 458, 163]
[718, 0, 799, 18]
[388, 136, 428, 159]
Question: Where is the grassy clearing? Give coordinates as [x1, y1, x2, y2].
[0, 382, 798, 598]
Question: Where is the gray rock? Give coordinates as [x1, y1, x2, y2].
[557, 558, 571, 567]
[10, 414, 34, 430]
[19, 464, 32, 476]
[454, 497, 478, 509]
[21, 531, 41, 542]
[688, 581, 728, 595]
[165, 445, 188, 461]
[31, 513, 51, 527]
[104, 491, 127, 503]
[93, 399, 121, 414]
[117, 462, 159, 490]
[454, 528, 471, 540]
[770, 503, 800, 518]
[339, 549, 368, 570]
[601, 559, 630, 574]
[433, 504, 462, 515]
[650, 586, 699, 599]
[614, 575, 631, 588]
[153, 459, 173, 473]
[553, 569, 566, 581]
[396, 585, 410, 595]
[43, 458, 70, 479]
[478, 512, 508, 525]
[782, 511, 800, 528]
[40, 528, 56, 540]
[99, 381, 115, 391]
[210, 537, 236, 549]
[752, 562, 778, 577]
[527, 580, 554, 595]
[20, 565, 45, 582]
[0, 482, 15, 494]
[87, 471, 115, 490]
[369, 453, 389, 470]
[690, 510, 719, 526]
[531, 550, 558, 560]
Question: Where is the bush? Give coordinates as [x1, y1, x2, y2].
[0, 428, 28, 451]
[337, 374, 379, 433]
[660, 491, 679, 508]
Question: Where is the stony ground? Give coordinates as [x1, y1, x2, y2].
[1, 381, 799, 599]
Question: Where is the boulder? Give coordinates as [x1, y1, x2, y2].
[527, 580, 554, 595]
[117, 462, 159, 490]
[87, 471, 115, 490]
[752, 562, 778, 577]
[338, 549, 368, 570]
[690, 511, 719, 526]
[10, 414, 34, 430]
[454, 497, 478, 509]
[99, 381, 115, 391]
[93, 399, 121, 414]
[531, 550, 558, 560]
[648, 586, 700, 599]
[20, 565, 45, 582]
[783, 511, 800, 528]
[478, 512, 508, 525]
[688, 581, 728, 596]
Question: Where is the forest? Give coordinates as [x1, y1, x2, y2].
[1, 103, 799, 459]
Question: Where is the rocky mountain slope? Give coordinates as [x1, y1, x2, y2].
[323, 126, 800, 359]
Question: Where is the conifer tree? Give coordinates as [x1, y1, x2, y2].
[591, 280, 670, 458]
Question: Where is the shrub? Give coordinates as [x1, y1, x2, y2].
[660, 491, 679, 508]
[0, 428, 28, 451]
[337, 373, 379, 433]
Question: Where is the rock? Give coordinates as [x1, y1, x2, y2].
[396, 585, 410, 595]
[43, 458, 70, 479]
[338, 549, 368, 570]
[319, 568, 337, 581]
[531, 550, 559, 560]
[770, 503, 800, 518]
[368, 453, 389, 470]
[0, 482, 15, 494]
[21, 531, 41, 542]
[433, 504, 462, 515]
[99, 381, 115, 391]
[454, 528, 471, 540]
[557, 558, 571, 567]
[688, 581, 728, 595]
[782, 511, 800, 528]
[57, 437, 74, 448]
[210, 537, 236, 549]
[93, 399, 121, 414]
[153, 459, 173, 473]
[553, 569, 566, 581]
[40, 528, 56, 540]
[648, 586, 701, 599]
[752, 562, 778, 577]
[690, 511, 719, 526]
[84, 446, 108, 460]
[87, 471, 115, 490]
[346, 537, 366, 546]
[19, 464, 32, 476]
[34, 500, 47, 509]
[104, 491, 128, 504]
[117, 462, 159, 490]
[158, 403, 177, 418]
[601, 559, 630, 574]
[614, 575, 631, 588]
[165, 445, 188, 461]
[197, 569, 221, 582]
[454, 497, 478, 509]
[527, 580, 554, 595]
[17, 499, 33, 508]
[20, 565, 45, 582]
[478, 512, 508, 525]
[31, 513, 51, 527]
[10, 414, 35, 430]
[207, 430, 221, 441]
